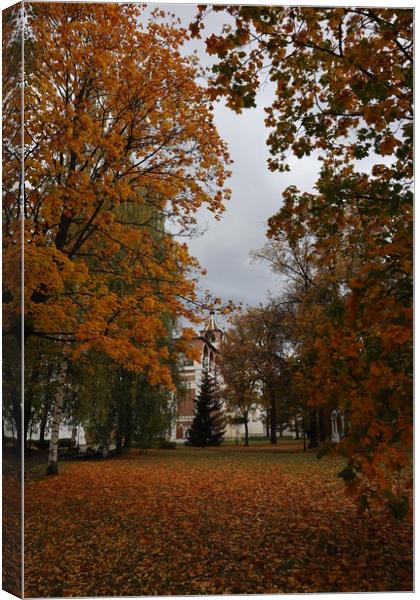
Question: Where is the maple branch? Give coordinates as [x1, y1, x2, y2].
[68, 203, 103, 258]
[352, 9, 413, 64]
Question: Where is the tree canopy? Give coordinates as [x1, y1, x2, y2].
[2, 3, 232, 473]
[193, 6, 413, 516]
[3, 3, 231, 384]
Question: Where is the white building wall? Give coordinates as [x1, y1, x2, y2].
[224, 405, 266, 440]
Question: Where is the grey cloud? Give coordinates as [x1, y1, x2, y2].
[144, 4, 319, 307]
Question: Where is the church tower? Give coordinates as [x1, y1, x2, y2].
[200, 310, 223, 350]
[171, 310, 224, 441]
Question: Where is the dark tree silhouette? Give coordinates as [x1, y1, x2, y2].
[186, 370, 225, 447]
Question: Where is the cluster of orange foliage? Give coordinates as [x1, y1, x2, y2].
[24, 448, 412, 596]
[3, 3, 231, 384]
[193, 6, 413, 514]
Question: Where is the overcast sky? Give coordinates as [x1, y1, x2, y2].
[144, 4, 320, 308]
[142, 3, 394, 313]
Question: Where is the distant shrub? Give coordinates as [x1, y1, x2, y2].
[158, 440, 176, 450]
[35, 440, 50, 450]
[58, 438, 75, 448]
[229, 415, 247, 426]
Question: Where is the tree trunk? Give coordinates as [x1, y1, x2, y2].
[101, 440, 110, 458]
[308, 409, 318, 449]
[302, 414, 306, 451]
[294, 414, 300, 440]
[123, 380, 135, 450]
[46, 359, 68, 475]
[116, 422, 123, 454]
[11, 394, 22, 451]
[39, 404, 48, 444]
[39, 367, 54, 444]
[319, 408, 327, 442]
[123, 407, 133, 449]
[115, 395, 126, 454]
[269, 383, 277, 444]
[244, 418, 249, 446]
[265, 411, 270, 438]
[28, 420, 34, 450]
[23, 394, 33, 452]
[71, 426, 77, 444]
[24, 365, 40, 451]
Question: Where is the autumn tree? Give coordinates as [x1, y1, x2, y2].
[77, 353, 177, 455]
[219, 305, 290, 444]
[247, 304, 290, 444]
[23, 338, 66, 450]
[194, 7, 413, 515]
[252, 234, 344, 448]
[186, 369, 225, 447]
[220, 314, 262, 446]
[251, 232, 316, 301]
[2, 3, 23, 465]
[2, 4, 231, 473]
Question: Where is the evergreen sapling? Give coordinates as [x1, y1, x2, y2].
[186, 369, 225, 447]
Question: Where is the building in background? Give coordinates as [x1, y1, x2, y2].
[171, 311, 266, 442]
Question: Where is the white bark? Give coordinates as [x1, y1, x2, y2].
[47, 358, 68, 475]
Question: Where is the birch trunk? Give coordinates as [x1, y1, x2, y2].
[46, 359, 68, 475]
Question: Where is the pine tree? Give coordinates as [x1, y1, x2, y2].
[186, 370, 225, 447]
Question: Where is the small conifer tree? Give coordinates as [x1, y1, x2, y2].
[186, 369, 225, 447]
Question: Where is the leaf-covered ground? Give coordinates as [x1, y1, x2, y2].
[3, 462, 22, 597]
[24, 444, 412, 596]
